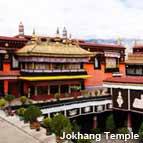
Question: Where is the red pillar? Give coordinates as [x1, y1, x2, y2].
[4, 80, 8, 96]
[127, 112, 132, 132]
[93, 116, 97, 129]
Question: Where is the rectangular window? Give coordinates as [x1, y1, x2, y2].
[50, 85, 59, 94]
[11, 56, 19, 70]
[37, 86, 48, 95]
[94, 55, 101, 69]
[105, 57, 119, 72]
[105, 57, 117, 69]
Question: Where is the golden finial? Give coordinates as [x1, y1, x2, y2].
[63, 27, 67, 38]
[68, 33, 72, 46]
[31, 28, 39, 43]
[55, 27, 61, 43]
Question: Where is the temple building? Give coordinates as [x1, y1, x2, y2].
[16, 33, 93, 100]
[103, 42, 143, 132]
[80, 40, 126, 88]
[0, 22, 126, 100]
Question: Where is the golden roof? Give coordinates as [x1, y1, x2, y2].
[16, 39, 93, 58]
[126, 53, 143, 64]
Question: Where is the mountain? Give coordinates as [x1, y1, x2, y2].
[85, 38, 143, 56]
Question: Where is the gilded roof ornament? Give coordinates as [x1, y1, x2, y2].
[31, 28, 40, 43]
[55, 27, 61, 43]
[63, 27, 67, 38]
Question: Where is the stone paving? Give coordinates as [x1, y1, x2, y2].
[0, 110, 56, 143]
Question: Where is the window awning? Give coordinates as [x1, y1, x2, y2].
[18, 75, 92, 81]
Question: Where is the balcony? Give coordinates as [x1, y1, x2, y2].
[20, 69, 87, 76]
[21, 69, 85, 73]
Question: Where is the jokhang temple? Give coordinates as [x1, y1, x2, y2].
[0, 22, 126, 100]
[4, 22, 143, 132]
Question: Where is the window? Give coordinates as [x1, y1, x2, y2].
[61, 85, 69, 94]
[37, 86, 48, 95]
[11, 56, 19, 69]
[105, 57, 119, 72]
[50, 85, 58, 94]
[105, 58, 117, 69]
[94, 55, 101, 69]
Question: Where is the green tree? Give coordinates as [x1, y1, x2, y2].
[24, 105, 42, 123]
[43, 117, 52, 135]
[0, 98, 7, 109]
[5, 95, 15, 106]
[20, 96, 28, 105]
[50, 113, 72, 137]
[106, 114, 115, 132]
[139, 122, 143, 141]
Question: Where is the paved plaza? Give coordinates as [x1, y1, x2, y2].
[0, 110, 56, 143]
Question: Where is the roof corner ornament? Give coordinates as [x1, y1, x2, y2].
[117, 91, 123, 108]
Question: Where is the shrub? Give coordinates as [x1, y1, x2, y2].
[24, 105, 42, 123]
[92, 128, 101, 134]
[54, 93, 60, 101]
[43, 117, 52, 129]
[20, 96, 28, 105]
[106, 114, 116, 132]
[17, 108, 26, 116]
[116, 127, 129, 134]
[5, 95, 15, 105]
[0, 98, 7, 109]
[139, 122, 143, 141]
[50, 113, 72, 137]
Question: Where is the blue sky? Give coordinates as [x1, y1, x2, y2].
[0, 0, 143, 39]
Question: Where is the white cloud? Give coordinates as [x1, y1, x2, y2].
[0, 0, 143, 39]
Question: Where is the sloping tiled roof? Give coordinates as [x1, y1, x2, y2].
[0, 36, 27, 41]
[79, 42, 125, 49]
[16, 41, 93, 58]
[104, 76, 143, 84]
